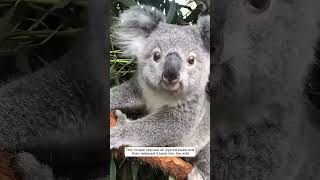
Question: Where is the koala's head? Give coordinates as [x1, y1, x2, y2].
[114, 5, 210, 97]
[212, 0, 320, 100]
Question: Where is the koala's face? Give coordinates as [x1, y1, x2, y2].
[211, 0, 319, 99]
[137, 24, 210, 95]
[115, 6, 210, 96]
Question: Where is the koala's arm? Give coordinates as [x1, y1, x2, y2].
[11, 152, 55, 180]
[110, 76, 144, 111]
[111, 99, 199, 148]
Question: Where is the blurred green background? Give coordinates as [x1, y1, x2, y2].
[110, 0, 209, 179]
[0, 0, 87, 83]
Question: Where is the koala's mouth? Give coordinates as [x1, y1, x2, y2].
[160, 80, 182, 92]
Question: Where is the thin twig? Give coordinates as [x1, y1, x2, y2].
[0, 0, 87, 7]
[5, 28, 84, 39]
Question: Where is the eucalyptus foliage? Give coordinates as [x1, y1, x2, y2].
[0, 0, 86, 81]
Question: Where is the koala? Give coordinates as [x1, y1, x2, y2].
[211, 0, 320, 179]
[0, 151, 54, 180]
[0, 0, 108, 179]
[110, 5, 210, 180]
[306, 37, 320, 109]
[11, 152, 55, 180]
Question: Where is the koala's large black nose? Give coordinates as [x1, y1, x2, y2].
[162, 52, 181, 84]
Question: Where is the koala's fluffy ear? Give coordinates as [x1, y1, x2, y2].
[114, 5, 166, 56]
[197, 16, 210, 51]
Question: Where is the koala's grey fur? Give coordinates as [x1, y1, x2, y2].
[110, 5, 210, 180]
[0, 0, 107, 179]
[12, 152, 55, 180]
[211, 0, 320, 179]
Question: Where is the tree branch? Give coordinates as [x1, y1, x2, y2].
[0, 152, 16, 180]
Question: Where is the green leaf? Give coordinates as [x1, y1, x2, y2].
[0, 6, 17, 44]
[169, 176, 176, 180]
[149, 175, 155, 180]
[54, 0, 72, 8]
[166, 0, 176, 24]
[184, 4, 203, 23]
[110, 159, 117, 180]
[131, 162, 139, 180]
[23, 0, 65, 4]
[117, 0, 137, 7]
[27, 0, 71, 31]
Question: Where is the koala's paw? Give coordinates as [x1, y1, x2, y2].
[188, 167, 205, 180]
[110, 127, 126, 149]
[114, 109, 130, 126]
[11, 152, 55, 180]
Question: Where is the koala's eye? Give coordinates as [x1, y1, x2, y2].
[187, 55, 195, 65]
[245, 0, 271, 13]
[152, 50, 161, 62]
[153, 52, 161, 62]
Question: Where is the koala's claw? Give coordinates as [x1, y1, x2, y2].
[12, 152, 55, 180]
[188, 167, 205, 180]
[114, 109, 129, 126]
[110, 127, 124, 149]
[110, 110, 131, 149]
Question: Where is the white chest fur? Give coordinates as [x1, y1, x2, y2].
[142, 85, 179, 112]
[138, 77, 179, 112]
